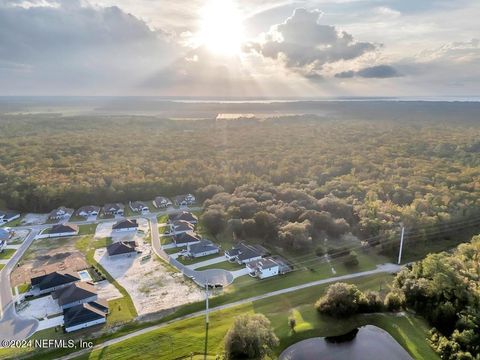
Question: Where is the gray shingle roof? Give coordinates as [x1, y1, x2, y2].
[107, 241, 137, 256]
[63, 302, 107, 328]
[53, 281, 97, 306]
[31, 271, 80, 291]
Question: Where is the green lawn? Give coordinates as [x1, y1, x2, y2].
[196, 260, 242, 271]
[67, 273, 438, 360]
[17, 283, 30, 294]
[160, 236, 173, 245]
[0, 248, 16, 260]
[0, 264, 4, 270]
[177, 253, 223, 266]
[164, 247, 181, 255]
[78, 223, 97, 235]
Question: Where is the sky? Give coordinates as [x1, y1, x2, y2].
[0, 0, 479, 97]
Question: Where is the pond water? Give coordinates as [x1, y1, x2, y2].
[279, 325, 413, 360]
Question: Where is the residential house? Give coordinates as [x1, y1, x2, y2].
[168, 211, 198, 225]
[30, 271, 80, 295]
[0, 228, 12, 242]
[48, 206, 74, 221]
[107, 241, 137, 257]
[112, 219, 138, 232]
[75, 206, 100, 218]
[102, 203, 125, 216]
[170, 220, 195, 235]
[0, 210, 21, 225]
[225, 243, 268, 264]
[174, 194, 196, 206]
[63, 300, 108, 333]
[129, 201, 149, 213]
[173, 231, 201, 247]
[45, 224, 79, 238]
[53, 281, 98, 309]
[246, 258, 280, 279]
[185, 240, 219, 258]
[153, 196, 172, 208]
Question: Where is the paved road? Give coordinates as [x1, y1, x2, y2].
[57, 263, 402, 360]
[150, 216, 234, 287]
[0, 229, 40, 341]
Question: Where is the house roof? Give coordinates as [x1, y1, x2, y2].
[188, 240, 219, 255]
[226, 243, 264, 261]
[53, 281, 97, 306]
[247, 257, 279, 271]
[154, 196, 171, 204]
[49, 206, 73, 218]
[0, 228, 11, 241]
[31, 271, 80, 291]
[172, 220, 195, 232]
[63, 302, 107, 328]
[174, 194, 195, 204]
[112, 219, 138, 230]
[50, 224, 79, 234]
[130, 201, 149, 210]
[0, 210, 20, 220]
[175, 231, 201, 244]
[107, 241, 137, 256]
[76, 205, 100, 214]
[103, 203, 124, 212]
[169, 211, 198, 223]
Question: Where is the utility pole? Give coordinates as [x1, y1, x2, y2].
[204, 281, 209, 360]
[398, 226, 405, 265]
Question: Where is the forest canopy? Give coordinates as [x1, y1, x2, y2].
[0, 112, 479, 245]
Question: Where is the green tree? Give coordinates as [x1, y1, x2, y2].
[224, 314, 279, 360]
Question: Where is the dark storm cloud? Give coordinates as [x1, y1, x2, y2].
[335, 65, 402, 79]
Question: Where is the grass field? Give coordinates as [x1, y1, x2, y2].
[78, 223, 97, 235]
[69, 273, 439, 360]
[0, 248, 16, 260]
[164, 247, 181, 255]
[176, 253, 222, 266]
[196, 260, 242, 271]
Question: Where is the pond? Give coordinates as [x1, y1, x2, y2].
[279, 325, 413, 360]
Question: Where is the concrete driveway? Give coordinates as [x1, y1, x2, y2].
[231, 268, 251, 279]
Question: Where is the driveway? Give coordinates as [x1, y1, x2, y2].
[231, 268, 251, 279]
[187, 256, 227, 270]
[18, 295, 62, 319]
[37, 315, 64, 331]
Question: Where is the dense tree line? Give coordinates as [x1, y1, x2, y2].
[392, 236, 480, 360]
[0, 114, 478, 244]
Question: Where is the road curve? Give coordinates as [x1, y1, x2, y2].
[0, 229, 40, 341]
[56, 263, 401, 360]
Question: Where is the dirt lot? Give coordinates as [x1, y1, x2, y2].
[7, 229, 29, 244]
[95, 218, 150, 243]
[10, 236, 87, 286]
[20, 213, 48, 226]
[94, 247, 203, 316]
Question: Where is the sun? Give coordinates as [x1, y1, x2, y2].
[197, 0, 245, 56]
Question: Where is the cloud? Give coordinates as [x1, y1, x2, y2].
[335, 65, 402, 78]
[248, 8, 377, 78]
[0, 0, 178, 94]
